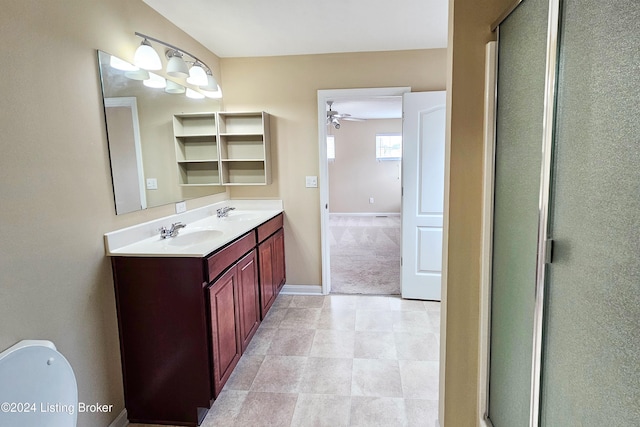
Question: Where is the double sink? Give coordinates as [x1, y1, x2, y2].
[104, 201, 284, 258]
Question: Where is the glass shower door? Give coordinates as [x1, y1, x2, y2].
[488, 0, 548, 424]
[540, 0, 640, 424]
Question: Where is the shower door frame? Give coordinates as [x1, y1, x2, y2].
[479, 0, 562, 425]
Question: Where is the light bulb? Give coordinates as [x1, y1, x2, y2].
[187, 64, 208, 86]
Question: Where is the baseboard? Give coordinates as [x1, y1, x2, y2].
[108, 409, 128, 427]
[329, 212, 401, 217]
[280, 284, 323, 295]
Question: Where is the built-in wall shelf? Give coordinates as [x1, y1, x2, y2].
[173, 112, 271, 186]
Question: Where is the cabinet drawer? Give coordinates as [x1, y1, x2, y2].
[257, 213, 283, 243]
[207, 232, 256, 283]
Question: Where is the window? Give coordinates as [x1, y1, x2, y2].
[327, 135, 335, 160]
[376, 133, 402, 160]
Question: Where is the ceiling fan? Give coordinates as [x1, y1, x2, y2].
[327, 101, 363, 129]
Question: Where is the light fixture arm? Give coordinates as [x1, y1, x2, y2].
[134, 32, 212, 75]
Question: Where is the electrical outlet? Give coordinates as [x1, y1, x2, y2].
[175, 201, 187, 214]
[305, 176, 318, 188]
[369, 197, 374, 204]
[146, 178, 158, 190]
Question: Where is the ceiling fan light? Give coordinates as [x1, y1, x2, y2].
[187, 63, 208, 86]
[134, 39, 162, 70]
[166, 51, 189, 78]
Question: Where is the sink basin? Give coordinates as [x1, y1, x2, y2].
[222, 212, 261, 222]
[165, 229, 224, 247]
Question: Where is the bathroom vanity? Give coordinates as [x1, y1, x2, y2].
[104, 201, 284, 426]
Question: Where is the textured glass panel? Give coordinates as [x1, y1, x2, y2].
[541, 0, 640, 425]
[488, 0, 549, 424]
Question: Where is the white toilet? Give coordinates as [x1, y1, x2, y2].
[0, 340, 78, 427]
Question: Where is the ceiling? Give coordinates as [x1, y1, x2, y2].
[142, 0, 448, 58]
[141, 1, 447, 119]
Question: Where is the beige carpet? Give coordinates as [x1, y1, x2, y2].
[329, 215, 401, 295]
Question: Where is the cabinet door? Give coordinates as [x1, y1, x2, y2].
[273, 228, 286, 291]
[208, 267, 241, 397]
[236, 250, 260, 352]
[258, 239, 276, 318]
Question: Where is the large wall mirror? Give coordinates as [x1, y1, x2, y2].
[97, 50, 225, 215]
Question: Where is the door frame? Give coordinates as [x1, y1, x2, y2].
[317, 87, 411, 295]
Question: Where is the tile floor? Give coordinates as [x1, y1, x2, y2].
[133, 293, 441, 427]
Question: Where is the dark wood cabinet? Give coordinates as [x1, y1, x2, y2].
[208, 265, 241, 398]
[236, 251, 260, 352]
[111, 214, 284, 426]
[257, 215, 286, 318]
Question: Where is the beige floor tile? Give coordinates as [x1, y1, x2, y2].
[323, 294, 358, 310]
[279, 308, 322, 329]
[423, 301, 441, 312]
[202, 390, 248, 426]
[251, 355, 307, 393]
[392, 311, 432, 332]
[355, 295, 392, 310]
[389, 297, 429, 311]
[349, 396, 408, 427]
[267, 328, 315, 356]
[290, 295, 326, 308]
[351, 358, 403, 397]
[299, 357, 353, 395]
[354, 310, 394, 332]
[399, 361, 439, 400]
[354, 331, 397, 359]
[309, 329, 355, 358]
[244, 326, 276, 356]
[427, 311, 441, 332]
[272, 294, 294, 309]
[224, 355, 264, 391]
[395, 332, 439, 361]
[317, 308, 356, 330]
[290, 394, 351, 427]
[405, 399, 439, 427]
[234, 392, 298, 426]
[261, 307, 288, 328]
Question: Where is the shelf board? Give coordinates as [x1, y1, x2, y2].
[178, 159, 219, 163]
[220, 158, 265, 162]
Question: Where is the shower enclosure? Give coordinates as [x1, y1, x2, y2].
[484, 0, 639, 425]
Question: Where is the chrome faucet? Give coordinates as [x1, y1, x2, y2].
[216, 206, 236, 218]
[159, 222, 186, 239]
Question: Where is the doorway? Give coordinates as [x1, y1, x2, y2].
[318, 87, 410, 295]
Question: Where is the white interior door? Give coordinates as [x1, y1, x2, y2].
[401, 91, 446, 300]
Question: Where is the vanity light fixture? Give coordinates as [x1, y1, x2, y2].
[134, 38, 162, 70]
[143, 72, 166, 89]
[187, 62, 208, 86]
[134, 32, 222, 98]
[185, 88, 205, 99]
[165, 80, 186, 94]
[166, 50, 189, 78]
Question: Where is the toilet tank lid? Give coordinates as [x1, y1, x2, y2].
[0, 340, 57, 359]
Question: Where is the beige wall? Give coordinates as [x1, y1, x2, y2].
[443, 0, 513, 425]
[221, 49, 447, 285]
[329, 119, 402, 213]
[0, 0, 228, 425]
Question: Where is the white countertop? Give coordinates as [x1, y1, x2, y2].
[104, 200, 283, 258]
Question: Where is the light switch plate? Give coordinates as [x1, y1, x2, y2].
[175, 201, 187, 214]
[146, 178, 158, 190]
[305, 176, 318, 188]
